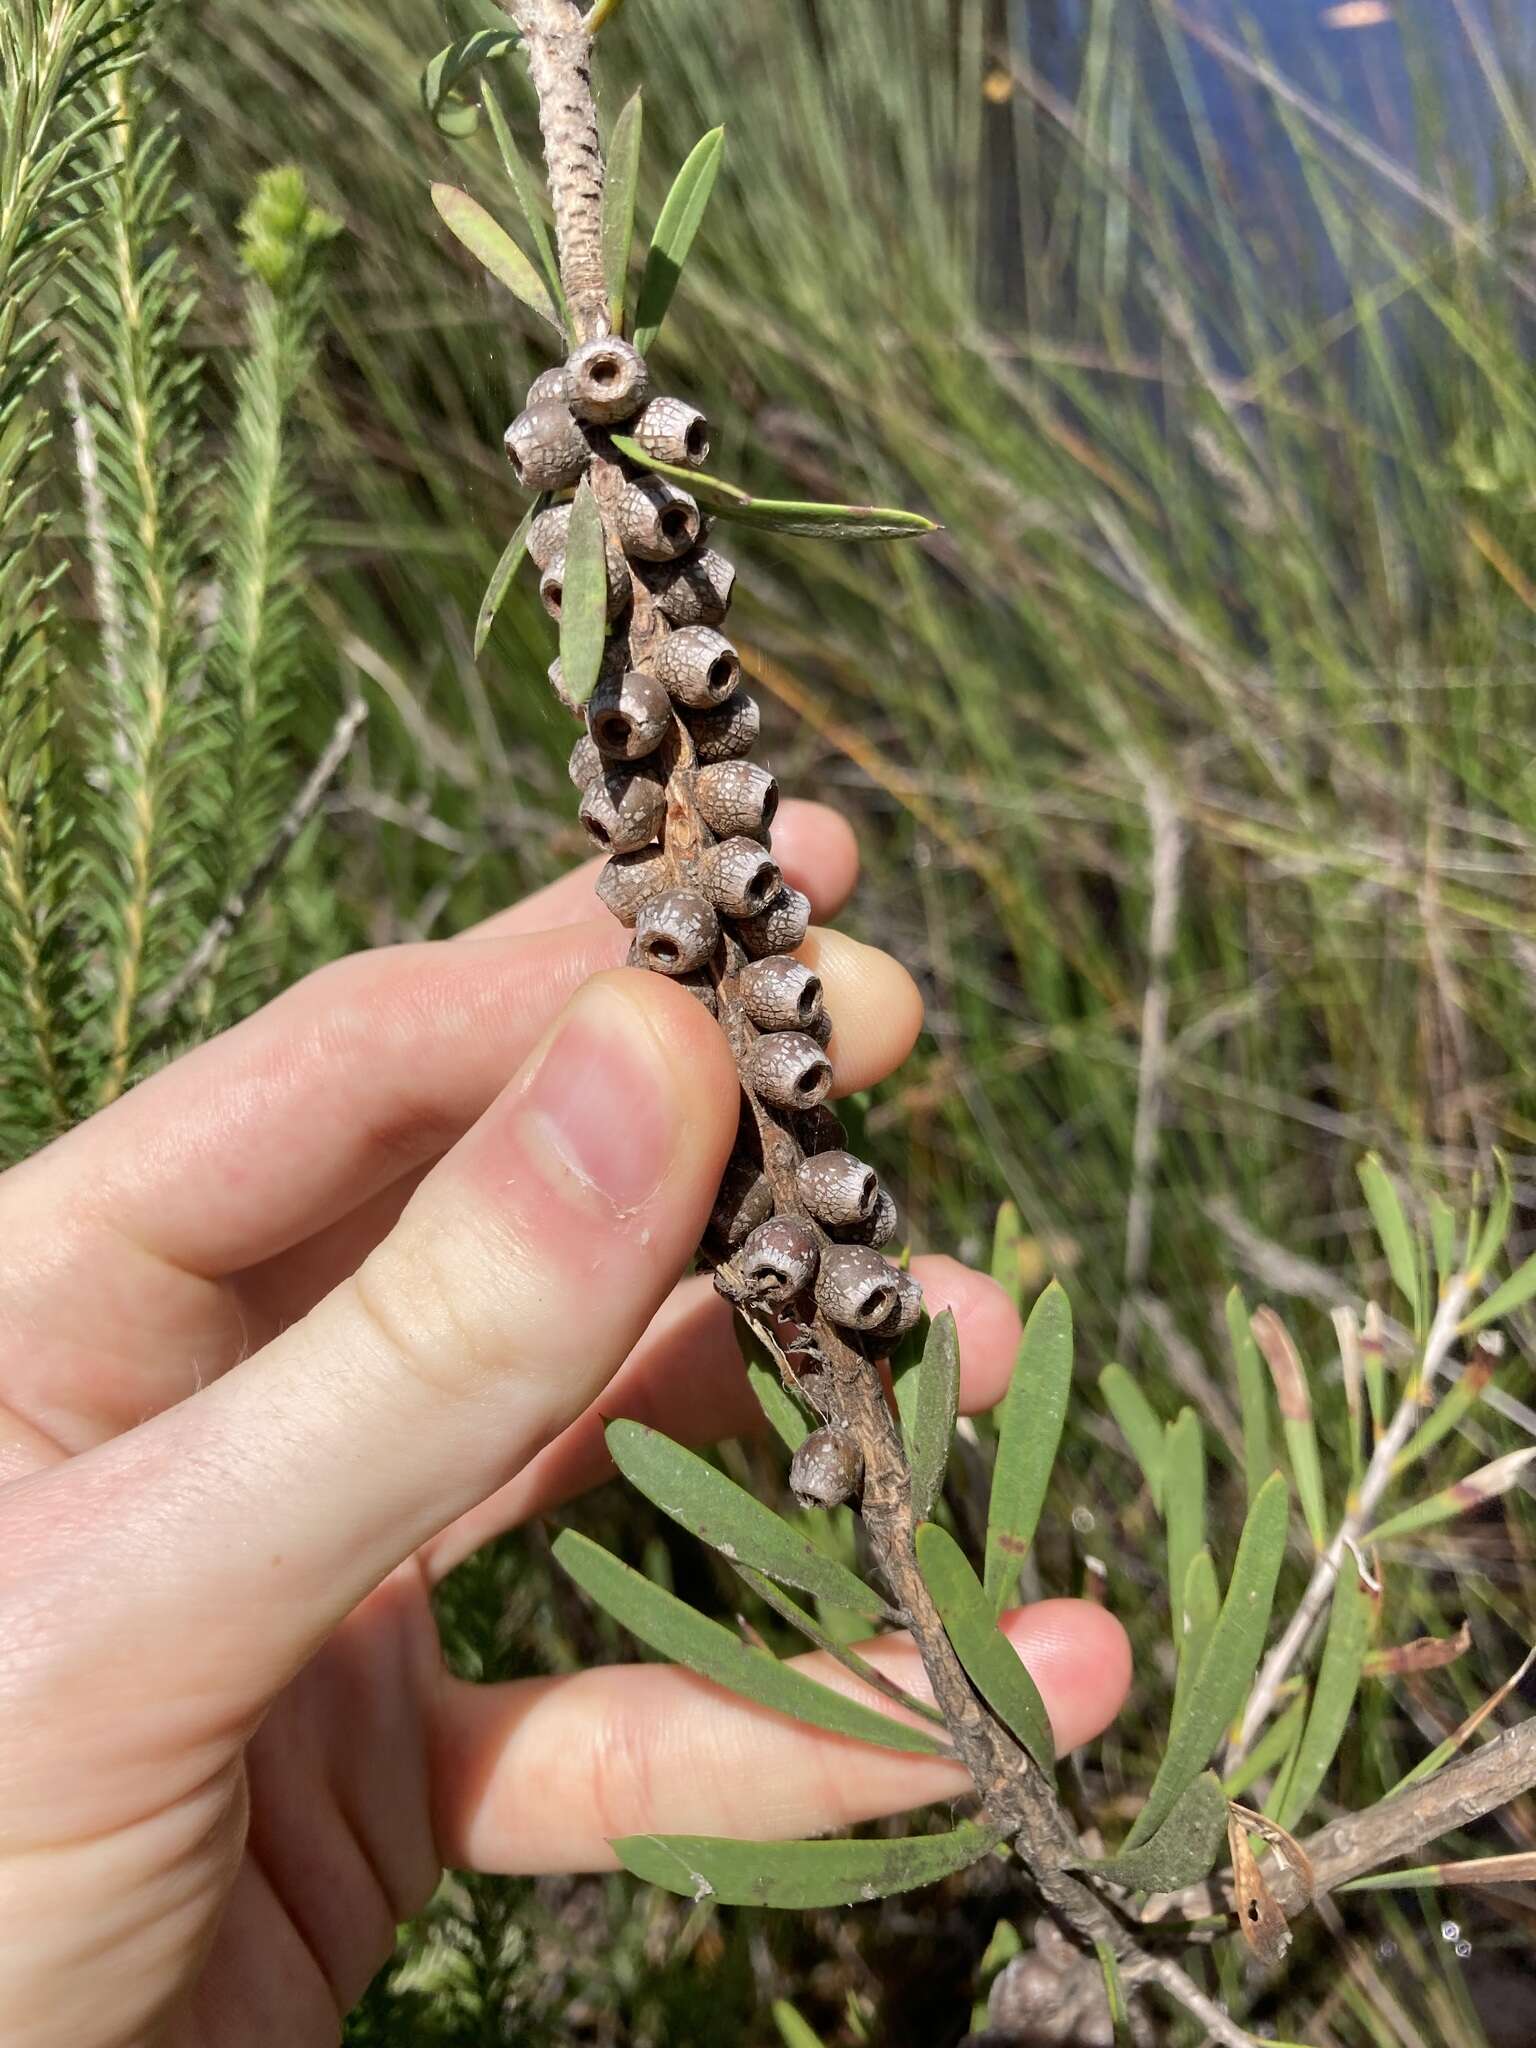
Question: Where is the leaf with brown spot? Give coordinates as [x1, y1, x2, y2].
[1227, 1807, 1294, 1966]
[1365, 1619, 1472, 1678]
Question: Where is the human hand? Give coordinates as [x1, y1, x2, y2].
[0, 802, 1130, 2047]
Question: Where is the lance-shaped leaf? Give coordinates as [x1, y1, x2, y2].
[1429, 1193, 1459, 1290]
[1275, 1560, 1373, 1830]
[1123, 1472, 1289, 1850]
[1251, 1307, 1327, 1550]
[1393, 1354, 1495, 1476]
[1099, 1362, 1166, 1510]
[915, 1521, 1054, 1770]
[610, 435, 938, 540]
[633, 126, 725, 353]
[1172, 1547, 1220, 1724]
[481, 83, 563, 317]
[1462, 1246, 1536, 1334]
[1341, 1851, 1536, 1894]
[430, 183, 561, 331]
[985, 1279, 1072, 1614]
[1223, 1689, 1308, 1802]
[420, 27, 520, 136]
[605, 1419, 889, 1621]
[554, 1530, 945, 1754]
[1364, 1446, 1536, 1547]
[602, 89, 643, 331]
[1082, 1773, 1226, 1893]
[732, 1564, 946, 1726]
[903, 1309, 960, 1523]
[473, 498, 539, 656]
[1164, 1409, 1206, 1638]
[990, 1199, 1025, 1308]
[738, 1316, 813, 1453]
[1226, 1287, 1273, 1505]
[1358, 1154, 1425, 1333]
[1093, 1943, 1133, 2048]
[1332, 1305, 1366, 1486]
[1470, 1152, 1514, 1282]
[613, 1818, 1004, 1908]
[557, 483, 609, 706]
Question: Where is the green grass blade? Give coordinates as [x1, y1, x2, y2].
[602, 88, 643, 332]
[613, 1819, 1003, 1908]
[905, 1307, 960, 1523]
[633, 125, 725, 353]
[1225, 1286, 1273, 1505]
[1275, 1561, 1373, 1830]
[915, 1522, 1054, 1769]
[984, 1277, 1072, 1613]
[473, 496, 538, 656]
[605, 1418, 889, 1621]
[480, 82, 565, 321]
[553, 1530, 945, 1755]
[1085, 1772, 1226, 1893]
[1099, 1362, 1167, 1510]
[556, 481, 609, 705]
[430, 181, 561, 331]
[1122, 1473, 1289, 1850]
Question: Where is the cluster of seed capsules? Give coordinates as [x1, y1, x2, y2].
[505, 334, 922, 1497]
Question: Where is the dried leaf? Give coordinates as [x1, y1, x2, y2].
[916, 1520, 1055, 1771]
[1363, 1619, 1472, 1678]
[1230, 1802, 1315, 1902]
[984, 1279, 1072, 1613]
[1227, 1807, 1294, 1966]
[613, 1818, 1004, 1908]
[1397, 1643, 1536, 1788]
[553, 1530, 945, 1755]
[605, 1419, 890, 1620]
[430, 182, 562, 331]
[633, 126, 725, 354]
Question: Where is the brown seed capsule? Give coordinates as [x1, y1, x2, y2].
[577, 766, 665, 854]
[838, 1186, 900, 1249]
[642, 547, 736, 627]
[525, 364, 568, 408]
[630, 394, 711, 468]
[684, 690, 759, 763]
[568, 733, 603, 789]
[815, 1244, 903, 1331]
[504, 401, 591, 492]
[736, 885, 811, 959]
[614, 475, 702, 561]
[529, 502, 572, 571]
[652, 626, 741, 710]
[708, 1153, 775, 1246]
[695, 760, 779, 841]
[745, 1030, 833, 1109]
[588, 667, 672, 759]
[595, 846, 669, 926]
[790, 1427, 863, 1510]
[633, 888, 720, 975]
[796, 1150, 879, 1228]
[737, 954, 822, 1032]
[734, 1216, 820, 1305]
[564, 335, 651, 423]
[539, 541, 630, 624]
[699, 836, 780, 919]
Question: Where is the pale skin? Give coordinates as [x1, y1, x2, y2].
[0, 802, 1131, 2047]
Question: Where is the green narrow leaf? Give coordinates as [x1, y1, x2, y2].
[633, 125, 725, 353]
[610, 435, 938, 539]
[1099, 1362, 1166, 1510]
[1393, 1358, 1495, 1475]
[1172, 1547, 1220, 1725]
[732, 1564, 947, 1726]
[915, 1521, 1054, 1770]
[990, 1199, 1025, 1308]
[1429, 1194, 1459, 1291]
[772, 2004, 827, 2048]
[1222, 1688, 1308, 1802]
[614, 1819, 1003, 1908]
[1364, 1447, 1536, 1546]
[1164, 1409, 1206, 1636]
[557, 482, 610, 705]
[1358, 1154, 1425, 1333]
[1251, 1308, 1328, 1550]
[1093, 1943, 1134, 2048]
[605, 1419, 889, 1621]
[1462, 1248, 1536, 1333]
[1275, 1563, 1373, 1829]
[739, 1317, 813, 1453]
[1122, 1472, 1290, 1850]
[1225, 1287, 1273, 1504]
[985, 1279, 1073, 1613]
[904, 1309, 960, 1523]
[554, 1530, 945, 1754]
[473, 497, 539, 656]
[1471, 1154, 1514, 1282]
[890, 1308, 931, 1441]
[420, 28, 520, 136]
[480, 83, 565, 319]
[602, 88, 643, 331]
[430, 182, 561, 330]
[1084, 1773, 1226, 1893]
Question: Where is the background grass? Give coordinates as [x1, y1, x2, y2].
[119, 0, 1536, 2038]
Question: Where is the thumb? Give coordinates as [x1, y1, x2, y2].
[17, 970, 738, 1730]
